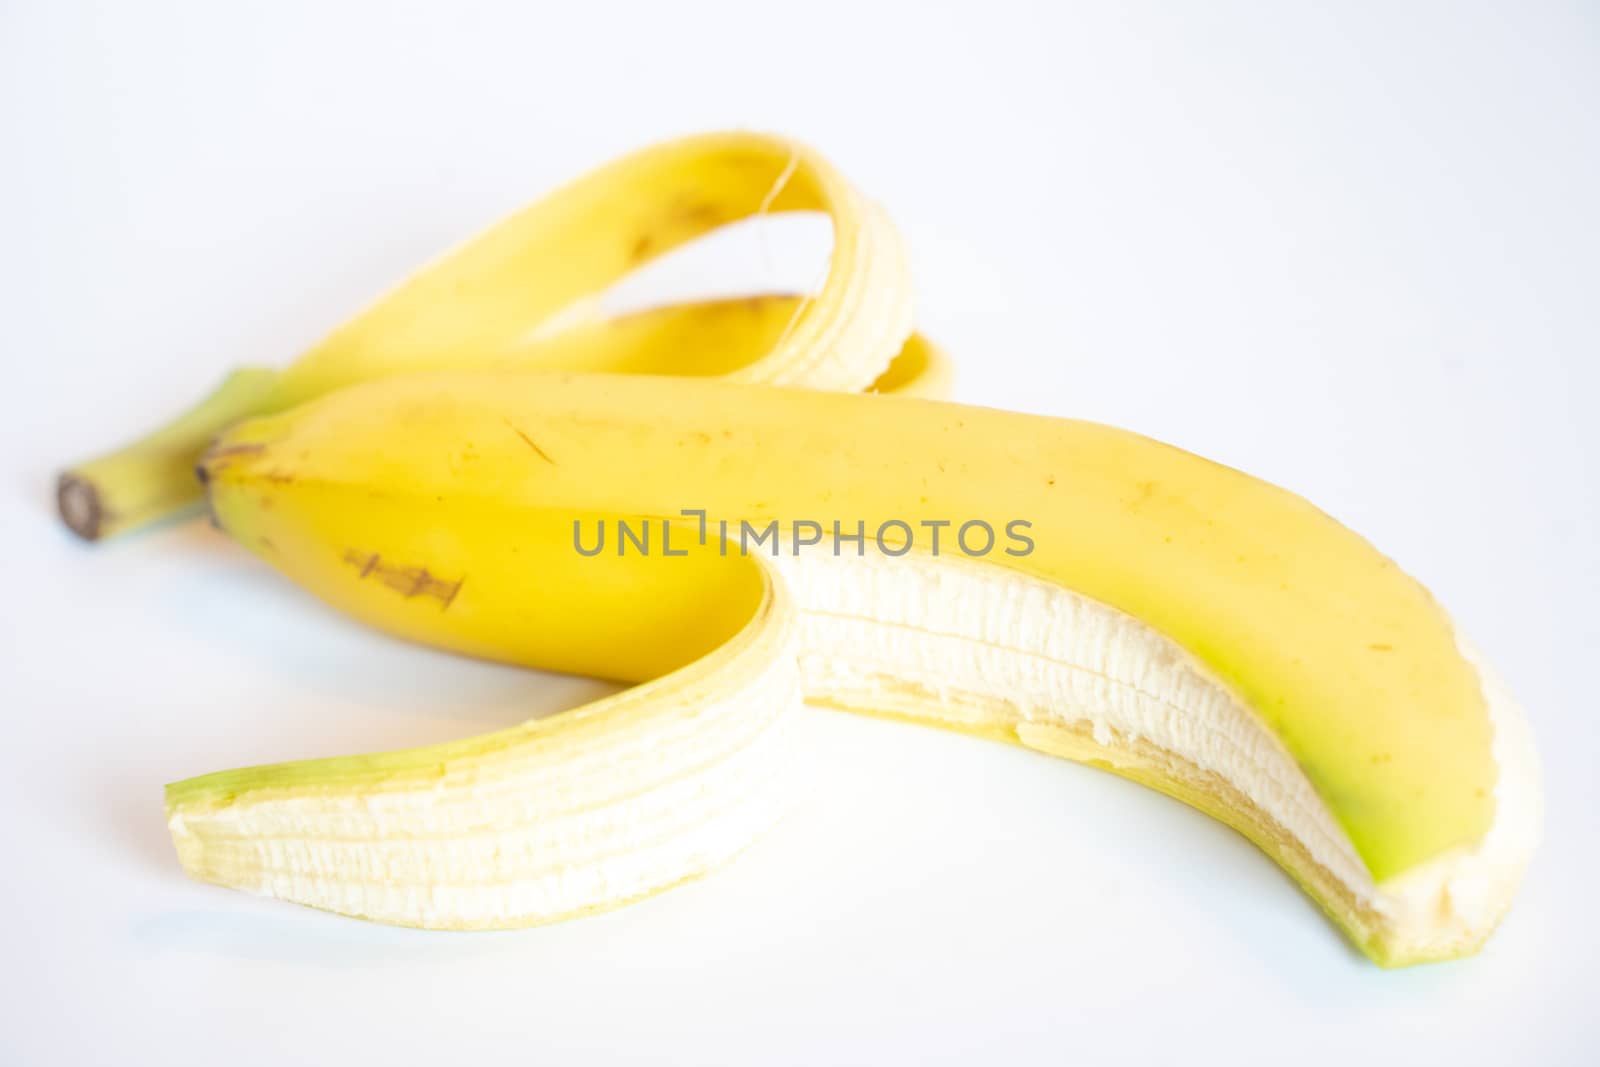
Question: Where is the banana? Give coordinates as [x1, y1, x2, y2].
[57, 132, 923, 540]
[178, 371, 1540, 967]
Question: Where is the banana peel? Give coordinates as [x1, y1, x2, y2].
[59, 131, 926, 539]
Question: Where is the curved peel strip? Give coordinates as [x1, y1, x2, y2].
[168, 553, 799, 928]
[58, 132, 919, 540]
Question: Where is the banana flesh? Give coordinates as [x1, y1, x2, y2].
[784, 551, 1539, 967]
[181, 371, 1541, 966]
[58, 132, 920, 540]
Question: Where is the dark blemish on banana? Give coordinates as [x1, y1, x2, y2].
[196, 442, 268, 484]
[630, 201, 726, 265]
[342, 549, 463, 610]
[503, 419, 554, 463]
[669, 200, 724, 230]
[206, 443, 266, 460]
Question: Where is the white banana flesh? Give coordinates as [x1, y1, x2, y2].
[780, 550, 1541, 964]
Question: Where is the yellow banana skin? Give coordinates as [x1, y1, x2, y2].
[183, 371, 1540, 966]
[58, 131, 918, 540]
[170, 548, 799, 931]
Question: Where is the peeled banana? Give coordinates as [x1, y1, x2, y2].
[65, 131, 1539, 968]
[177, 371, 1540, 967]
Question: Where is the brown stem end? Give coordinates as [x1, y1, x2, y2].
[57, 473, 104, 542]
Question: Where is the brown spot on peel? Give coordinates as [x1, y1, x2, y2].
[206, 443, 266, 460]
[197, 442, 272, 487]
[342, 549, 463, 610]
[628, 199, 728, 265]
[671, 200, 724, 229]
[504, 419, 555, 463]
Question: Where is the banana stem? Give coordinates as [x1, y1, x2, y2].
[58, 367, 284, 541]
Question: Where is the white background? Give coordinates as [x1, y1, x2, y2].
[3, 2, 1596, 1063]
